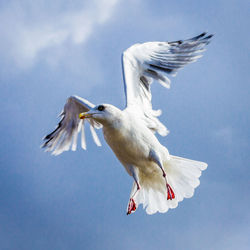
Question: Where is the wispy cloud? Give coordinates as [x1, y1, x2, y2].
[0, 0, 119, 69]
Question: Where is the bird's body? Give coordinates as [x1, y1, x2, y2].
[99, 104, 206, 214]
[103, 108, 160, 168]
[43, 32, 212, 214]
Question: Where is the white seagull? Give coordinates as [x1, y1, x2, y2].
[43, 32, 212, 215]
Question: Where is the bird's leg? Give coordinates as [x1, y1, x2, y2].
[149, 150, 175, 200]
[127, 166, 140, 215]
[131, 179, 140, 198]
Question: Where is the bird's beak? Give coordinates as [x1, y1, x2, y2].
[79, 112, 92, 119]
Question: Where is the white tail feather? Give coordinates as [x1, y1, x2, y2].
[129, 155, 207, 215]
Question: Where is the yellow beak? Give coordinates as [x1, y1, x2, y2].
[79, 112, 92, 119]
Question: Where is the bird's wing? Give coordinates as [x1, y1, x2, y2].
[122, 32, 213, 136]
[42, 95, 102, 155]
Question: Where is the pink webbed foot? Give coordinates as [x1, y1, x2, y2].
[166, 184, 175, 200]
[127, 198, 137, 215]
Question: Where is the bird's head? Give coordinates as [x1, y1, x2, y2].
[79, 104, 122, 127]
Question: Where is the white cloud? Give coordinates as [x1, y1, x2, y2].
[0, 0, 120, 69]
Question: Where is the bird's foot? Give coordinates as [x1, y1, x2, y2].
[166, 184, 175, 200]
[127, 198, 137, 215]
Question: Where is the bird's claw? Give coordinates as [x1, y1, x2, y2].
[127, 198, 136, 215]
[167, 184, 175, 200]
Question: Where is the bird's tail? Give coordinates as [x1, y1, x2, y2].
[128, 155, 207, 215]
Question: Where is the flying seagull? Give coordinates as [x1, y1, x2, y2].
[43, 32, 212, 215]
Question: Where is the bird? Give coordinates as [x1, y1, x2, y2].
[43, 32, 212, 215]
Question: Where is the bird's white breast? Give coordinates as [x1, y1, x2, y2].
[102, 113, 160, 168]
[103, 115, 150, 165]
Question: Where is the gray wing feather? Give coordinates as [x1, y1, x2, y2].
[122, 32, 213, 136]
[42, 95, 102, 155]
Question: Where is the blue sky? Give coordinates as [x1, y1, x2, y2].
[0, 0, 249, 249]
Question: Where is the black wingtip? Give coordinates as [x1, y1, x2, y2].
[190, 32, 214, 44]
[168, 39, 183, 45]
[204, 34, 214, 39]
[169, 32, 214, 45]
[195, 32, 207, 40]
[42, 136, 53, 147]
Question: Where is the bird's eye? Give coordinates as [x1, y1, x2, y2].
[97, 105, 105, 111]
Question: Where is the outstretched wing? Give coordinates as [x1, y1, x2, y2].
[122, 32, 213, 136]
[42, 95, 102, 155]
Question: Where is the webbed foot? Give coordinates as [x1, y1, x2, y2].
[127, 198, 137, 215]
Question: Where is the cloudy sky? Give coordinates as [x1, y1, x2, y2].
[0, 0, 249, 249]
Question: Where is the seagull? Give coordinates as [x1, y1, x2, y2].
[43, 32, 212, 215]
